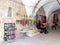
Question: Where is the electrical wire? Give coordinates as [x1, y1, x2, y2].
[57, 0, 60, 5]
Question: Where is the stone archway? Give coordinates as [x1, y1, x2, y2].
[47, 9, 60, 29]
[36, 6, 45, 16]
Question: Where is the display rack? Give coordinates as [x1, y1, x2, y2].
[4, 23, 15, 42]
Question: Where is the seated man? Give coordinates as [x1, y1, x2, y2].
[52, 23, 58, 30]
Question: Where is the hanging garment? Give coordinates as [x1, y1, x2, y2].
[41, 16, 46, 27]
[53, 14, 58, 24]
[36, 20, 41, 29]
[36, 15, 41, 29]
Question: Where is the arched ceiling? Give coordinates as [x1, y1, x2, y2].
[43, 0, 60, 18]
[22, 0, 39, 16]
[1, 0, 60, 19]
[22, 0, 60, 19]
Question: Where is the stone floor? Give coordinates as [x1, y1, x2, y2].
[0, 28, 60, 45]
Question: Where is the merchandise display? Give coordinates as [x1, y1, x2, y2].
[4, 23, 15, 42]
[26, 32, 40, 37]
[20, 26, 39, 37]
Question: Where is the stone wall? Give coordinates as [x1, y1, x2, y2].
[36, 7, 45, 16]
[0, 0, 26, 43]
